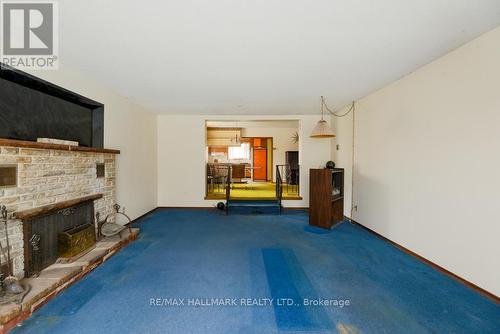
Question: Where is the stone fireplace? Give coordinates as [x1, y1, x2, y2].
[0, 139, 119, 278]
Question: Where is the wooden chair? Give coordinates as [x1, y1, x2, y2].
[231, 164, 246, 185]
[207, 164, 215, 192]
[208, 164, 229, 193]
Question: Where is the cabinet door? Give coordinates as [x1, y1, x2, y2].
[254, 138, 267, 148]
[309, 169, 332, 229]
[331, 199, 344, 225]
[207, 129, 241, 147]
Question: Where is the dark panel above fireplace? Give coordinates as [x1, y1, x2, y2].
[0, 63, 104, 148]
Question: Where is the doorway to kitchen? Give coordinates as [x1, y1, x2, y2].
[205, 120, 301, 201]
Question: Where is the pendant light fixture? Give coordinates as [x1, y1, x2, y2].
[310, 96, 335, 138]
[310, 96, 355, 138]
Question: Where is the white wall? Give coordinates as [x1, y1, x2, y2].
[331, 109, 354, 218]
[241, 126, 298, 182]
[158, 115, 330, 208]
[28, 65, 158, 220]
[333, 27, 500, 296]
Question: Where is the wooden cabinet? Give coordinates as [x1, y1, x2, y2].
[206, 128, 241, 147]
[309, 168, 344, 229]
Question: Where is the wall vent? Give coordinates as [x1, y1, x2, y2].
[0, 165, 17, 188]
[96, 163, 105, 178]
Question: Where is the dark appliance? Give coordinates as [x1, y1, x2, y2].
[285, 151, 299, 185]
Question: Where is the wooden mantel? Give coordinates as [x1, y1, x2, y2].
[0, 138, 120, 154]
[14, 194, 103, 220]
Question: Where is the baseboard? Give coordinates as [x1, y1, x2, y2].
[156, 206, 213, 209]
[348, 218, 499, 303]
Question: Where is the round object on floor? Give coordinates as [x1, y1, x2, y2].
[216, 202, 225, 210]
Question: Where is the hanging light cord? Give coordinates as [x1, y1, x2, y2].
[321, 96, 355, 117]
[320, 96, 357, 223]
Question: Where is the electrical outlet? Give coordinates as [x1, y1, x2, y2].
[336, 144, 340, 151]
[353, 205, 358, 212]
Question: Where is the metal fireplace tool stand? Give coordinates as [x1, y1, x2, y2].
[0, 205, 30, 304]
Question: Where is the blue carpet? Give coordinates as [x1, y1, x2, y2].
[12, 209, 500, 334]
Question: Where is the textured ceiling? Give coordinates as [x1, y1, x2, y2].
[58, 0, 500, 114]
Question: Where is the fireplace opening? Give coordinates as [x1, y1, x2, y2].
[23, 200, 96, 276]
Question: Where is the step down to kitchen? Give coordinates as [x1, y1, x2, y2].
[226, 200, 281, 215]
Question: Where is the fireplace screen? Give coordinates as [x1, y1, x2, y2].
[24, 201, 95, 276]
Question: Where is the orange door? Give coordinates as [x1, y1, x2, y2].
[253, 149, 267, 181]
[253, 138, 263, 148]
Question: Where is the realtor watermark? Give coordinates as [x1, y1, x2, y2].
[149, 297, 351, 308]
[1, 0, 58, 70]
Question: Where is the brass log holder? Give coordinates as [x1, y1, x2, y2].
[56, 206, 96, 263]
[58, 224, 96, 261]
